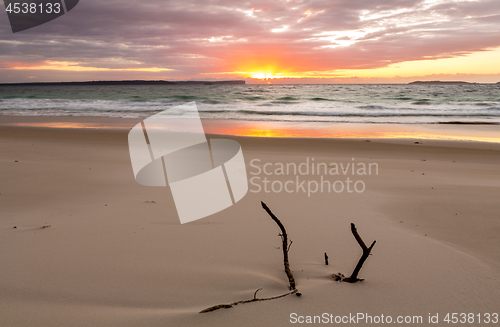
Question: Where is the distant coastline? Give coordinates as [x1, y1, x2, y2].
[409, 80, 476, 85]
[0, 80, 245, 86]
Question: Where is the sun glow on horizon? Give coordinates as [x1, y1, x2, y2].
[250, 71, 297, 79]
[218, 46, 500, 83]
[330, 46, 500, 79]
[252, 72, 276, 79]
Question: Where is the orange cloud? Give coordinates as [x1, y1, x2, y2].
[3, 60, 172, 72]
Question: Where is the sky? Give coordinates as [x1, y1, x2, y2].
[1, 0, 500, 84]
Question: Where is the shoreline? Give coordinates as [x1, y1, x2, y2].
[1, 115, 499, 144]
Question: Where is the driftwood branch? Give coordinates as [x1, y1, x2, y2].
[333, 223, 376, 283]
[261, 201, 297, 291]
[200, 289, 298, 313]
[199, 202, 301, 314]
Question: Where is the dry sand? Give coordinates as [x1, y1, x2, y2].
[1, 116, 499, 326]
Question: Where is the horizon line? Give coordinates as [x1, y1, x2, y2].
[1, 79, 499, 86]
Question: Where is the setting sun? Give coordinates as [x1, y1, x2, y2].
[251, 72, 275, 79]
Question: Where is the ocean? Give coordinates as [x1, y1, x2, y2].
[0, 84, 499, 124]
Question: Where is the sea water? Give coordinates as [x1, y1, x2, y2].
[0, 83, 499, 124]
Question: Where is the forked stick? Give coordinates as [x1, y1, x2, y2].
[345, 223, 376, 282]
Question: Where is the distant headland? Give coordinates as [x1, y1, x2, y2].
[0, 80, 245, 86]
[409, 81, 476, 85]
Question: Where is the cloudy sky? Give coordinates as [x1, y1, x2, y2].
[1, 0, 500, 83]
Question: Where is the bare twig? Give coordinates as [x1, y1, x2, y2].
[200, 304, 232, 313]
[324, 252, 329, 265]
[253, 288, 262, 300]
[200, 289, 298, 313]
[340, 223, 376, 283]
[261, 201, 296, 291]
[351, 223, 367, 251]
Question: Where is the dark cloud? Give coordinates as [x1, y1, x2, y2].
[1, 0, 499, 82]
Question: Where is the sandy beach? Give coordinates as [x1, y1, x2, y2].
[1, 116, 499, 327]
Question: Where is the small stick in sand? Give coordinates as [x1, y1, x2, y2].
[324, 252, 329, 265]
[261, 201, 297, 291]
[333, 223, 376, 283]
